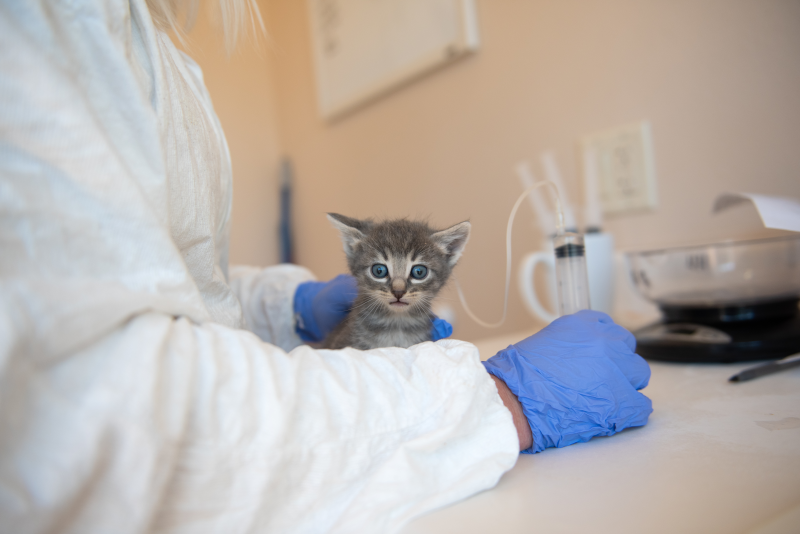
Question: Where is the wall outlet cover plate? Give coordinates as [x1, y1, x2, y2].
[582, 121, 658, 215]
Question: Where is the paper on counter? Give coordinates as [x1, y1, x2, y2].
[712, 192, 800, 232]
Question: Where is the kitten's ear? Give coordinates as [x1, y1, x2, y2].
[327, 213, 369, 258]
[431, 221, 471, 267]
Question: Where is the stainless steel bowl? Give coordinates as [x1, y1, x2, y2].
[625, 235, 800, 307]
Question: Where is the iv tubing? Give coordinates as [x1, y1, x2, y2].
[455, 180, 565, 328]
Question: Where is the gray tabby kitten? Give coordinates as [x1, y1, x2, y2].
[323, 213, 471, 350]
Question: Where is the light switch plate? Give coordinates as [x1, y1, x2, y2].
[581, 121, 658, 215]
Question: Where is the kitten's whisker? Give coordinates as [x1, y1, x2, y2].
[350, 294, 388, 311]
[362, 298, 384, 321]
[350, 300, 377, 311]
[414, 297, 433, 308]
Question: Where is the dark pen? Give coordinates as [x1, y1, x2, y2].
[729, 352, 800, 383]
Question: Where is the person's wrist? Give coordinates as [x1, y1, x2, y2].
[489, 374, 533, 452]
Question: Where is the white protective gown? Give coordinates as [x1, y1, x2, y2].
[0, 0, 519, 532]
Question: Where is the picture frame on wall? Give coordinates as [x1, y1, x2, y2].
[307, 0, 480, 120]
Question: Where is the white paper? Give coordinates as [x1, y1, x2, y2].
[712, 192, 800, 232]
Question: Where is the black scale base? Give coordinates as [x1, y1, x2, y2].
[634, 299, 800, 364]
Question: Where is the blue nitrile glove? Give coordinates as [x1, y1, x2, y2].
[431, 316, 453, 341]
[294, 275, 358, 342]
[483, 310, 653, 454]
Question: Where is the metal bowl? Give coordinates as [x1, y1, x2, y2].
[625, 235, 800, 308]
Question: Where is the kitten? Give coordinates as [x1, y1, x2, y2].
[322, 213, 470, 350]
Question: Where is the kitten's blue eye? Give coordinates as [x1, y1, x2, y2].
[371, 264, 388, 278]
[410, 265, 428, 280]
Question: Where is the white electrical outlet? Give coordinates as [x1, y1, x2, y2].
[581, 121, 658, 215]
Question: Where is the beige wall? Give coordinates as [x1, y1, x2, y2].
[187, 1, 800, 341]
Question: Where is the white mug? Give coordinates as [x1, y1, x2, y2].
[519, 232, 616, 323]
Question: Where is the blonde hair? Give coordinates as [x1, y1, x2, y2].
[146, 0, 265, 51]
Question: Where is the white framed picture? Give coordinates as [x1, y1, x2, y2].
[307, 0, 480, 120]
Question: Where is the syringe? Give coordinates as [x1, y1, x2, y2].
[553, 232, 591, 315]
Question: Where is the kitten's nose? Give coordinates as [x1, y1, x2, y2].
[391, 278, 406, 299]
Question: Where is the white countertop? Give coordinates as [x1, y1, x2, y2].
[400, 331, 800, 534]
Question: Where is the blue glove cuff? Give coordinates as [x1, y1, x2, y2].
[294, 280, 326, 342]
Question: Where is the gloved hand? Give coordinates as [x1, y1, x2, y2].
[294, 275, 358, 342]
[431, 316, 453, 341]
[483, 310, 652, 454]
[294, 275, 454, 343]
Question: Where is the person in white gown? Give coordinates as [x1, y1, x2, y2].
[0, 1, 652, 532]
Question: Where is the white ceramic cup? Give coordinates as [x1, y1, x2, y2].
[519, 232, 616, 323]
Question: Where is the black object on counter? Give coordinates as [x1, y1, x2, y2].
[729, 352, 800, 382]
[634, 298, 800, 364]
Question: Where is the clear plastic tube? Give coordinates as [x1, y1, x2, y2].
[454, 177, 593, 327]
[553, 232, 591, 315]
[455, 180, 564, 328]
